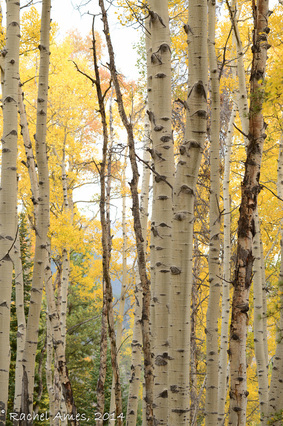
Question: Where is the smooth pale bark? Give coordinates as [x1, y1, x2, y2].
[110, 156, 127, 417]
[45, 243, 78, 425]
[18, 86, 40, 211]
[268, 136, 283, 423]
[12, 234, 27, 416]
[127, 116, 151, 426]
[205, 1, 221, 424]
[91, 23, 123, 424]
[20, 2, 51, 420]
[145, 12, 156, 352]
[98, 1, 154, 422]
[46, 314, 58, 425]
[127, 272, 143, 426]
[228, 0, 249, 147]
[0, 1, 20, 422]
[218, 105, 236, 423]
[253, 211, 268, 425]
[190, 242, 200, 424]
[228, 0, 270, 423]
[147, 2, 174, 422]
[168, 0, 208, 424]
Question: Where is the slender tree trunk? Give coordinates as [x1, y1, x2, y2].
[126, 270, 143, 426]
[20, 2, 51, 421]
[44, 242, 78, 425]
[147, 1, 174, 423]
[229, 0, 249, 147]
[127, 114, 151, 426]
[268, 134, 283, 423]
[168, 0, 208, 423]
[190, 242, 200, 424]
[46, 313, 58, 425]
[253, 210, 268, 425]
[98, 1, 154, 422]
[0, 1, 20, 422]
[12, 233, 27, 417]
[228, 0, 270, 423]
[110, 155, 127, 418]
[205, 1, 221, 423]
[91, 22, 123, 424]
[218, 105, 236, 423]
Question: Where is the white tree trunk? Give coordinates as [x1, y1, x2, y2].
[218, 105, 236, 423]
[127, 114, 151, 425]
[147, 1, 174, 422]
[253, 210, 268, 425]
[205, 1, 221, 423]
[0, 1, 20, 421]
[21, 0, 51, 418]
[168, 0, 208, 423]
[268, 134, 283, 423]
[12, 233, 27, 416]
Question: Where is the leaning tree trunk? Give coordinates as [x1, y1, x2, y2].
[168, 0, 208, 424]
[0, 1, 20, 423]
[228, 0, 270, 424]
[147, 1, 174, 423]
[20, 0, 51, 421]
[98, 1, 154, 423]
[205, 1, 221, 424]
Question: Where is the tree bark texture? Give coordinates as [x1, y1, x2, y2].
[147, 1, 174, 423]
[168, 0, 208, 423]
[0, 1, 20, 422]
[205, 1, 221, 424]
[20, 2, 51, 421]
[218, 105, 236, 423]
[228, 0, 270, 423]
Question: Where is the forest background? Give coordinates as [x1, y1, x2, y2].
[0, 0, 283, 425]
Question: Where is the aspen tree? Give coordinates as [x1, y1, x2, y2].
[147, 1, 174, 422]
[0, 1, 20, 422]
[168, 0, 208, 423]
[218, 104, 236, 423]
[228, 0, 249, 147]
[126, 271, 143, 426]
[21, 0, 51, 419]
[253, 210, 268, 425]
[127, 120, 150, 425]
[110, 153, 127, 418]
[46, 314, 58, 425]
[205, 1, 221, 423]
[90, 23, 123, 424]
[44, 243, 78, 425]
[268, 136, 283, 424]
[228, 0, 270, 423]
[12, 234, 27, 417]
[99, 1, 154, 423]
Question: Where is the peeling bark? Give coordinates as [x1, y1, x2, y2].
[228, 0, 270, 423]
